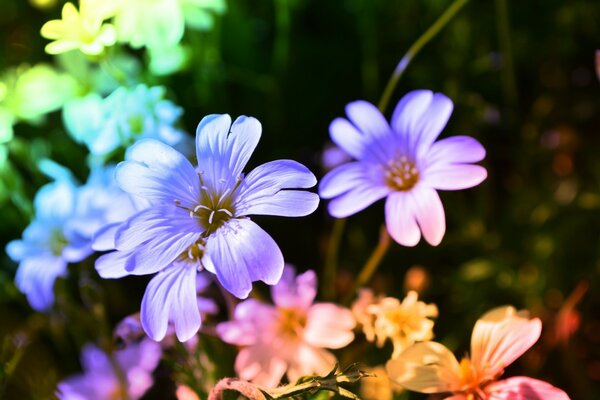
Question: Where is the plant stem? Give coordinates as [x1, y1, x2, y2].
[322, 217, 346, 301]
[377, 0, 471, 112]
[344, 225, 391, 304]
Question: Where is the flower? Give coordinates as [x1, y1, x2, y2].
[56, 339, 161, 400]
[352, 289, 438, 358]
[95, 114, 319, 342]
[63, 85, 186, 158]
[386, 306, 570, 399]
[359, 365, 403, 400]
[0, 64, 77, 143]
[217, 267, 356, 388]
[40, 1, 117, 56]
[319, 90, 487, 246]
[6, 180, 86, 311]
[111, 0, 226, 50]
[5, 164, 137, 311]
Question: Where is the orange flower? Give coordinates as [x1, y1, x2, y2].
[387, 306, 570, 399]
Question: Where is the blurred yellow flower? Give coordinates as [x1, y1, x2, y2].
[359, 365, 403, 400]
[352, 290, 438, 359]
[40, 1, 117, 56]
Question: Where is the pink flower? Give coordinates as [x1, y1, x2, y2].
[319, 90, 487, 246]
[217, 266, 356, 388]
[386, 306, 570, 399]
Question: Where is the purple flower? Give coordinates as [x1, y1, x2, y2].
[95, 114, 319, 342]
[319, 90, 487, 246]
[56, 339, 161, 400]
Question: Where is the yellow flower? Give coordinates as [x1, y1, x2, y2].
[40, 1, 117, 56]
[359, 365, 403, 400]
[352, 290, 438, 359]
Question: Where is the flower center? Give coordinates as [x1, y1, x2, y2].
[276, 307, 307, 340]
[384, 156, 419, 191]
[186, 173, 243, 235]
[176, 239, 207, 270]
[456, 357, 488, 400]
[50, 228, 67, 256]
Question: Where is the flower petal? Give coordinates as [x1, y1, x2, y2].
[235, 346, 287, 388]
[304, 303, 356, 348]
[272, 267, 317, 310]
[217, 299, 277, 346]
[195, 113, 232, 184]
[411, 93, 454, 156]
[470, 306, 542, 379]
[485, 377, 571, 400]
[117, 139, 200, 207]
[384, 192, 420, 246]
[15, 256, 66, 311]
[386, 341, 462, 394]
[227, 116, 262, 177]
[327, 181, 390, 218]
[425, 136, 486, 166]
[391, 90, 433, 139]
[319, 161, 384, 199]
[329, 117, 368, 160]
[141, 264, 200, 341]
[235, 159, 318, 215]
[345, 100, 391, 144]
[287, 344, 337, 384]
[205, 219, 284, 298]
[422, 164, 487, 191]
[410, 186, 446, 246]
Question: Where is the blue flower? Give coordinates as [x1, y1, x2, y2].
[319, 90, 487, 246]
[6, 180, 87, 311]
[6, 164, 138, 311]
[63, 84, 186, 158]
[95, 114, 319, 341]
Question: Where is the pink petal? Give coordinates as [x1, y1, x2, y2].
[235, 346, 287, 388]
[486, 377, 571, 400]
[271, 267, 317, 310]
[287, 344, 337, 383]
[303, 303, 356, 348]
[470, 306, 542, 379]
[384, 192, 420, 246]
[410, 186, 446, 246]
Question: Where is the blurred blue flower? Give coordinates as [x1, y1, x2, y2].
[95, 114, 319, 341]
[56, 339, 161, 400]
[319, 90, 487, 246]
[6, 163, 138, 311]
[63, 84, 186, 158]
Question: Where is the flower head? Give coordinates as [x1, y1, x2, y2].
[319, 90, 487, 246]
[386, 306, 570, 399]
[56, 339, 161, 400]
[95, 114, 319, 342]
[6, 164, 137, 311]
[217, 266, 356, 388]
[352, 289, 437, 358]
[41, 1, 117, 56]
[63, 85, 186, 158]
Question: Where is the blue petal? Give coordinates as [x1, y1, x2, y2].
[195, 114, 232, 185]
[319, 161, 383, 199]
[141, 264, 200, 341]
[117, 139, 200, 207]
[205, 219, 284, 298]
[15, 256, 66, 311]
[327, 182, 391, 218]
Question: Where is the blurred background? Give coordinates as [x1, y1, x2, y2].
[0, 0, 599, 398]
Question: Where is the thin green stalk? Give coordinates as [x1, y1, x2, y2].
[378, 0, 471, 112]
[322, 217, 346, 301]
[344, 225, 391, 305]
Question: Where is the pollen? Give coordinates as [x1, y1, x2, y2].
[384, 155, 419, 191]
